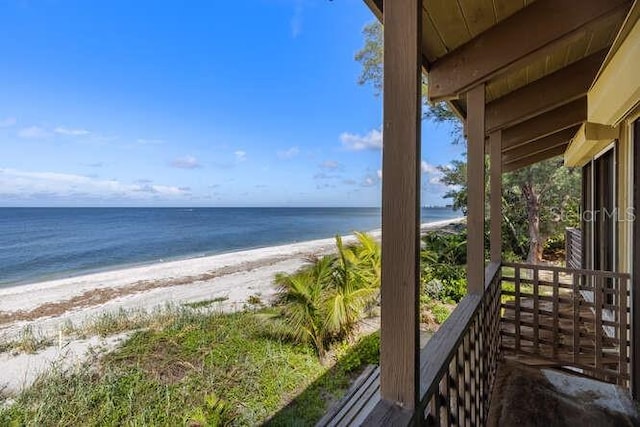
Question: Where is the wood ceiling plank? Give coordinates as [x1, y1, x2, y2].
[503, 144, 568, 172]
[486, 51, 604, 132]
[424, 0, 472, 51]
[502, 127, 577, 162]
[427, 0, 630, 100]
[524, 57, 547, 86]
[506, 67, 529, 93]
[458, 0, 497, 36]
[501, 97, 587, 150]
[564, 38, 589, 65]
[486, 78, 509, 101]
[422, 13, 448, 62]
[585, 10, 625, 55]
[493, 0, 527, 21]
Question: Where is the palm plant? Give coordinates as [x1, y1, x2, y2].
[421, 231, 467, 265]
[350, 232, 381, 288]
[274, 256, 333, 359]
[324, 235, 379, 339]
[273, 232, 381, 360]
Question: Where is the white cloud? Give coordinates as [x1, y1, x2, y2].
[377, 169, 382, 179]
[277, 146, 299, 160]
[421, 160, 450, 192]
[340, 129, 382, 151]
[320, 160, 341, 170]
[170, 155, 201, 169]
[54, 127, 91, 136]
[0, 168, 189, 200]
[361, 176, 376, 187]
[17, 126, 50, 139]
[235, 150, 247, 162]
[421, 161, 439, 174]
[0, 117, 17, 128]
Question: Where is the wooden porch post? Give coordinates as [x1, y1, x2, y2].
[380, 0, 422, 409]
[467, 84, 486, 293]
[490, 131, 502, 263]
[633, 119, 639, 399]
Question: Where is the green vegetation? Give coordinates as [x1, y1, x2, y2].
[0, 325, 53, 355]
[430, 303, 452, 324]
[247, 294, 263, 306]
[357, 21, 581, 264]
[421, 228, 467, 305]
[0, 307, 380, 426]
[419, 229, 468, 327]
[183, 296, 229, 309]
[1, 227, 473, 424]
[64, 305, 190, 338]
[274, 232, 380, 359]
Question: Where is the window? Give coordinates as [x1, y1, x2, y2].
[582, 145, 616, 272]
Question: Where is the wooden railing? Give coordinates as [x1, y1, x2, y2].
[319, 261, 631, 425]
[320, 263, 504, 426]
[501, 262, 631, 387]
[565, 227, 582, 269]
[418, 262, 502, 426]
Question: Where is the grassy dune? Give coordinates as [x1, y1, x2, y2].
[0, 307, 378, 426]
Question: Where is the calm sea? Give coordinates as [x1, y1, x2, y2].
[0, 207, 461, 287]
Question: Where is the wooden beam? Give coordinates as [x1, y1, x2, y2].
[363, 0, 383, 21]
[589, 7, 640, 126]
[467, 84, 485, 294]
[564, 122, 620, 167]
[363, 0, 433, 72]
[633, 119, 640, 399]
[380, 0, 422, 410]
[502, 126, 578, 163]
[486, 51, 606, 133]
[503, 144, 569, 173]
[501, 98, 586, 151]
[490, 131, 502, 263]
[428, 0, 630, 100]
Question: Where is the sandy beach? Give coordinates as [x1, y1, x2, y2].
[0, 217, 463, 395]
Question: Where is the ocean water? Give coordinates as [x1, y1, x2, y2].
[0, 207, 461, 287]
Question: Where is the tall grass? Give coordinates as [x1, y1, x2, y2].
[0, 309, 374, 426]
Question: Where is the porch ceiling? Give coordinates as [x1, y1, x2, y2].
[364, 0, 633, 171]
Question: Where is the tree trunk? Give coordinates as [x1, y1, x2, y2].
[522, 182, 544, 263]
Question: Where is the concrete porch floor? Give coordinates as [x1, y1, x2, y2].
[488, 361, 640, 426]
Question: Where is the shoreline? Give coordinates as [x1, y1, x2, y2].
[0, 216, 464, 289]
[0, 217, 463, 396]
[0, 217, 464, 339]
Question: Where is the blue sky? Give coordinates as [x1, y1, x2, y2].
[0, 0, 463, 207]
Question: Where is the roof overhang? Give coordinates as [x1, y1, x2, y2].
[364, 0, 634, 172]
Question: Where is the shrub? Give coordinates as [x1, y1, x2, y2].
[420, 230, 468, 304]
[337, 332, 380, 373]
[422, 264, 467, 303]
[431, 304, 451, 324]
[421, 230, 467, 265]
